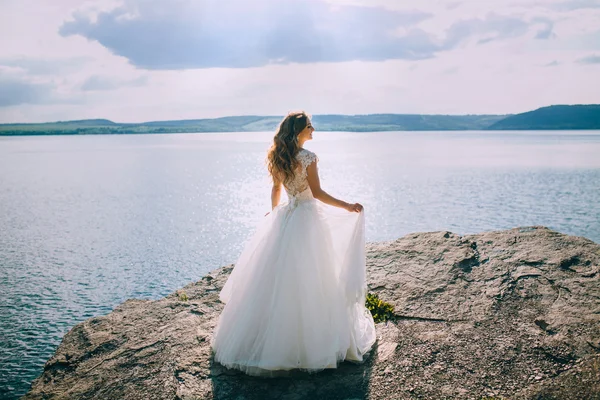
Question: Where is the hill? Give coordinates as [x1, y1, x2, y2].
[0, 114, 505, 135]
[488, 105, 600, 130]
[2, 104, 600, 135]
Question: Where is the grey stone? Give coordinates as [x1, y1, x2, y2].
[23, 226, 600, 399]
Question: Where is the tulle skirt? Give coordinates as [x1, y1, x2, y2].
[210, 196, 376, 377]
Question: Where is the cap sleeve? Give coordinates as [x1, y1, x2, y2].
[298, 149, 319, 169]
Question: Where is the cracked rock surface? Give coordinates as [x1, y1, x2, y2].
[23, 227, 600, 399]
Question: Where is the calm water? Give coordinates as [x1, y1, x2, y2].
[1, 130, 599, 398]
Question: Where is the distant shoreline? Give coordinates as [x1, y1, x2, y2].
[1, 104, 599, 136]
[2, 128, 600, 138]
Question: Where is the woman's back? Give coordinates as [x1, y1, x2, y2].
[282, 148, 319, 201]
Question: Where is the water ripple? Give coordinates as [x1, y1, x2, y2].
[0, 131, 599, 398]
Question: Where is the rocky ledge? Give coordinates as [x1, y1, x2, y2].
[24, 227, 600, 400]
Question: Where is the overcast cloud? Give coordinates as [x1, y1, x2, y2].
[0, 0, 599, 122]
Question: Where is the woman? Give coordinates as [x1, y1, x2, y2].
[210, 111, 376, 377]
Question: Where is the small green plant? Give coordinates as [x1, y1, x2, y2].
[365, 293, 395, 323]
[177, 290, 189, 302]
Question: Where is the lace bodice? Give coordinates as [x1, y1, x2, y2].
[284, 148, 319, 200]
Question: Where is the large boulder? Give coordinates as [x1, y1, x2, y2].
[23, 227, 600, 399]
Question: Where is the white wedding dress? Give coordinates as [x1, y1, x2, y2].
[210, 148, 376, 376]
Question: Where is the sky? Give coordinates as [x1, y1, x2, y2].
[1, 0, 599, 123]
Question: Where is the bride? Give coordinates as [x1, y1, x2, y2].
[210, 111, 376, 376]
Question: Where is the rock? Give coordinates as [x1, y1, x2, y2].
[23, 226, 600, 399]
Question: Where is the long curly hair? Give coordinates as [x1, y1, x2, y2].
[266, 111, 310, 185]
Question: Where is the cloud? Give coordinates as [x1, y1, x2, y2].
[442, 15, 554, 47]
[0, 57, 92, 75]
[443, 66, 459, 74]
[533, 18, 555, 39]
[0, 75, 54, 106]
[59, 0, 548, 69]
[577, 54, 600, 64]
[58, 0, 434, 69]
[3, 0, 600, 122]
[444, 14, 531, 47]
[552, 0, 600, 11]
[81, 74, 148, 91]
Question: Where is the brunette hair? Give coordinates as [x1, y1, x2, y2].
[266, 111, 310, 184]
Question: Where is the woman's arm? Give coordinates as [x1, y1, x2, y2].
[271, 180, 282, 210]
[306, 160, 363, 212]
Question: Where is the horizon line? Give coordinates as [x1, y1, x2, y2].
[3, 103, 599, 126]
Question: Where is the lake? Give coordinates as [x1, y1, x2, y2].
[1, 130, 599, 398]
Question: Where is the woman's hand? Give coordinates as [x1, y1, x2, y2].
[345, 202, 363, 213]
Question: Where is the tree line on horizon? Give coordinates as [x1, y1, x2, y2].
[1, 105, 599, 135]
